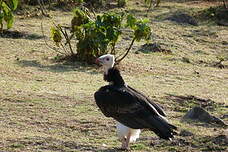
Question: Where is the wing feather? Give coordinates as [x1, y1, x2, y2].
[94, 85, 163, 127]
[127, 86, 166, 116]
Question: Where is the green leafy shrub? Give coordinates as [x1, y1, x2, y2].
[50, 7, 151, 64]
[0, 0, 18, 32]
[73, 11, 123, 62]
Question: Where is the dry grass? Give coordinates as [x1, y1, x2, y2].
[0, 0, 227, 151]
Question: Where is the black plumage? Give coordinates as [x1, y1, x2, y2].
[94, 67, 177, 140]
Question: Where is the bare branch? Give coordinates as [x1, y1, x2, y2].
[115, 37, 136, 64]
[60, 42, 68, 54]
[64, 28, 74, 55]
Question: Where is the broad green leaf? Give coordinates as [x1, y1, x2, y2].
[50, 26, 62, 46]
[126, 14, 137, 29]
[3, 9, 14, 29]
[5, 14, 14, 29]
[0, 10, 4, 20]
[6, 16, 13, 29]
[12, 0, 18, 10]
[2, 2, 11, 14]
[6, 0, 18, 10]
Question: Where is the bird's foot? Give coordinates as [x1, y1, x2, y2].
[120, 138, 130, 151]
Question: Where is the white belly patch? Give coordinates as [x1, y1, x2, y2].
[116, 122, 141, 143]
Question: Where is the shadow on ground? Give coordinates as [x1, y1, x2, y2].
[154, 9, 198, 25]
[0, 30, 45, 40]
[16, 59, 99, 74]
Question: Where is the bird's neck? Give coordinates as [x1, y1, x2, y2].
[103, 66, 110, 75]
[104, 67, 125, 86]
[103, 63, 115, 75]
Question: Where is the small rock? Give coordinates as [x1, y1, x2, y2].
[166, 12, 198, 26]
[123, 37, 131, 40]
[182, 57, 191, 63]
[36, 79, 43, 82]
[179, 129, 194, 137]
[138, 43, 172, 53]
[194, 71, 200, 75]
[102, 143, 107, 147]
[182, 107, 227, 127]
[134, 51, 140, 54]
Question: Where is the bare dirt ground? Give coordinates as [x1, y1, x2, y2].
[0, 0, 227, 151]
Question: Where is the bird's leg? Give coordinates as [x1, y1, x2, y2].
[125, 131, 131, 150]
[121, 132, 131, 150]
[121, 137, 127, 149]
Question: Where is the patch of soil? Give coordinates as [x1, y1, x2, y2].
[138, 43, 172, 54]
[150, 134, 228, 151]
[150, 137, 196, 149]
[170, 138, 193, 147]
[196, 6, 228, 26]
[195, 135, 228, 152]
[179, 129, 194, 137]
[16, 6, 51, 18]
[196, 60, 228, 69]
[166, 12, 198, 26]
[6, 136, 101, 151]
[51, 2, 80, 11]
[165, 94, 224, 112]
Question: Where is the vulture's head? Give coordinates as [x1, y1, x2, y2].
[96, 54, 115, 74]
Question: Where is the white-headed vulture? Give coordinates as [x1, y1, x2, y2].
[94, 54, 177, 149]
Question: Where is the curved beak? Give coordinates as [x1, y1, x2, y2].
[95, 58, 101, 65]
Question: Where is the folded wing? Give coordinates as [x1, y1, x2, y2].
[94, 85, 177, 140]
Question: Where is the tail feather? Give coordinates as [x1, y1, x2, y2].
[149, 116, 177, 140]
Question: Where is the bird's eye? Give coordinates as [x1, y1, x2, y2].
[106, 58, 109, 61]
